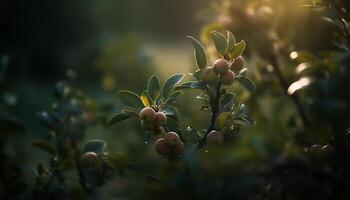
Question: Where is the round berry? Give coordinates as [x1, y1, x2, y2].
[201, 67, 218, 85]
[213, 59, 230, 74]
[219, 70, 235, 85]
[206, 130, 224, 145]
[80, 152, 100, 168]
[164, 132, 180, 146]
[174, 141, 185, 155]
[230, 56, 244, 72]
[139, 107, 156, 122]
[155, 138, 170, 156]
[154, 112, 167, 126]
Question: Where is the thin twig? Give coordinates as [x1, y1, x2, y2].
[269, 53, 309, 129]
[197, 83, 222, 148]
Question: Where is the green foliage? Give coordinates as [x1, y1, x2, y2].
[187, 36, 208, 68]
[118, 90, 144, 109]
[108, 112, 135, 126]
[147, 75, 161, 102]
[229, 40, 246, 59]
[235, 76, 256, 94]
[161, 74, 184, 98]
[210, 31, 228, 56]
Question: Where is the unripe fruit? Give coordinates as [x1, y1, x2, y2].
[213, 59, 230, 74]
[154, 112, 167, 126]
[164, 132, 180, 146]
[174, 141, 185, 155]
[80, 152, 100, 168]
[201, 67, 218, 85]
[206, 130, 224, 145]
[140, 120, 155, 131]
[139, 107, 156, 122]
[219, 70, 235, 85]
[230, 56, 244, 72]
[155, 138, 170, 156]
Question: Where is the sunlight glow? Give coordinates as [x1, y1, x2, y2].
[296, 63, 310, 74]
[287, 77, 312, 95]
[290, 51, 298, 60]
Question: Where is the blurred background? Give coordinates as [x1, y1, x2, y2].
[1, 0, 350, 199]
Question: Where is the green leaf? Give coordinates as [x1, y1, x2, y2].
[166, 91, 184, 103]
[227, 30, 236, 52]
[121, 109, 139, 117]
[32, 140, 56, 155]
[215, 112, 231, 130]
[147, 75, 161, 102]
[175, 81, 205, 90]
[108, 112, 135, 127]
[230, 40, 246, 59]
[165, 117, 181, 134]
[235, 76, 256, 94]
[210, 31, 227, 56]
[220, 93, 235, 109]
[191, 69, 203, 80]
[162, 74, 184, 98]
[239, 68, 248, 76]
[118, 90, 144, 109]
[160, 105, 178, 120]
[84, 140, 105, 155]
[187, 36, 208, 68]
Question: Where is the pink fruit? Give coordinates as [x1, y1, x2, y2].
[230, 56, 244, 72]
[155, 138, 170, 156]
[139, 107, 156, 122]
[206, 130, 224, 145]
[213, 59, 230, 74]
[174, 141, 185, 155]
[219, 70, 235, 85]
[164, 132, 180, 146]
[154, 112, 167, 126]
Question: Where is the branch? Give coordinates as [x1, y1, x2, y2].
[268, 53, 309, 129]
[196, 83, 222, 149]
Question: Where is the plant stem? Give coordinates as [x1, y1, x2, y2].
[197, 83, 221, 148]
[269, 54, 309, 129]
[72, 144, 91, 196]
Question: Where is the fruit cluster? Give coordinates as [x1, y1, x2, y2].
[201, 56, 244, 85]
[154, 132, 185, 158]
[139, 107, 167, 133]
